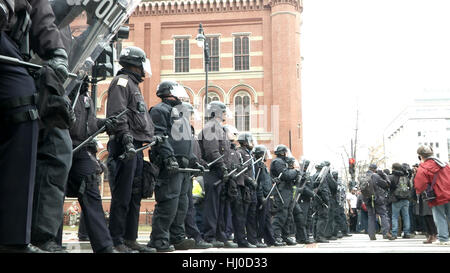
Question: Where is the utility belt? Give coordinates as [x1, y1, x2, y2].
[0, 93, 39, 125]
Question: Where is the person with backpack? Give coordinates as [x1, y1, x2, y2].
[414, 145, 450, 245]
[388, 163, 413, 240]
[359, 164, 393, 240]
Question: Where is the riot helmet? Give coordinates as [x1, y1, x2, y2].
[322, 161, 331, 167]
[286, 157, 296, 168]
[206, 101, 231, 122]
[315, 163, 324, 171]
[119, 46, 152, 77]
[274, 144, 289, 157]
[238, 133, 256, 150]
[254, 145, 272, 159]
[156, 80, 189, 101]
[301, 159, 310, 172]
[332, 171, 338, 180]
[224, 125, 239, 142]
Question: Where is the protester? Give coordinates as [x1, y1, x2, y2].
[414, 145, 450, 245]
[347, 187, 358, 233]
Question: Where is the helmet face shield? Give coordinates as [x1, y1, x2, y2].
[224, 107, 233, 120]
[171, 84, 189, 101]
[143, 58, 152, 77]
[224, 125, 239, 141]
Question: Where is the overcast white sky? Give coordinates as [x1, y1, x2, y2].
[300, 0, 450, 169]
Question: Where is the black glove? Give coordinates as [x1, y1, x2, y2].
[164, 156, 179, 174]
[103, 117, 119, 135]
[66, 96, 77, 127]
[219, 164, 229, 183]
[121, 133, 136, 161]
[152, 135, 165, 145]
[272, 177, 281, 185]
[47, 48, 69, 83]
[245, 177, 257, 190]
[195, 162, 207, 173]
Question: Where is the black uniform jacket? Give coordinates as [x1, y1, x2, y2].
[70, 92, 103, 147]
[198, 118, 229, 173]
[256, 160, 272, 201]
[106, 69, 154, 143]
[149, 100, 193, 161]
[6, 0, 65, 59]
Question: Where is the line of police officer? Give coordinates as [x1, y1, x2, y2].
[0, 0, 353, 253]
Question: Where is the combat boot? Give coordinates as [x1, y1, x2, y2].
[0, 244, 48, 253]
[255, 242, 268, 248]
[124, 240, 156, 253]
[35, 240, 68, 253]
[96, 246, 119, 253]
[273, 238, 286, 246]
[223, 241, 238, 248]
[208, 240, 224, 248]
[173, 238, 196, 250]
[315, 237, 329, 243]
[114, 244, 139, 253]
[238, 242, 257, 248]
[192, 240, 213, 249]
[283, 237, 297, 246]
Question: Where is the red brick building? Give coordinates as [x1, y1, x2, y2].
[65, 0, 304, 221]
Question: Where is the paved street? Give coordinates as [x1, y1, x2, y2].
[63, 232, 450, 253]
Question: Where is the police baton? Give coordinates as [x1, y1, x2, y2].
[213, 167, 239, 187]
[73, 108, 130, 153]
[189, 155, 225, 179]
[118, 135, 168, 160]
[206, 154, 225, 168]
[177, 168, 210, 174]
[0, 54, 78, 78]
[259, 172, 284, 209]
[213, 156, 262, 186]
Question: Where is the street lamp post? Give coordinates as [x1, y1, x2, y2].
[196, 23, 210, 124]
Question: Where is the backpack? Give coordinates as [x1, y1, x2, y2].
[393, 176, 410, 199]
[359, 173, 375, 199]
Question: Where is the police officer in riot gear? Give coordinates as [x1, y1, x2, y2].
[236, 133, 266, 248]
[180, 102, 213, 249]
[0, 0, 69, 253]
[270, 146, 298, 246]
[312, 162, 331, 243]
[333, 171, 352, 238]
[293, 160, 315, 244]
[147, 80, 197, 252]
[106, 46, 159, 253]
[66, 79, 118, 253]
[199, 101, 238, 248]
[324, 163, 339, 241]
[224, 126, 255, 248]
[254, 145, 278, 247]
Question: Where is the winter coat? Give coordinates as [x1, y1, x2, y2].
[388, 170, 411, 203]
[414, 158, 450, 207]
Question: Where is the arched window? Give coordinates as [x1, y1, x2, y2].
[234, 91, 250, 131]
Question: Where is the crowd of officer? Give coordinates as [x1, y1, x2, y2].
[0, 0, 354, 253]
